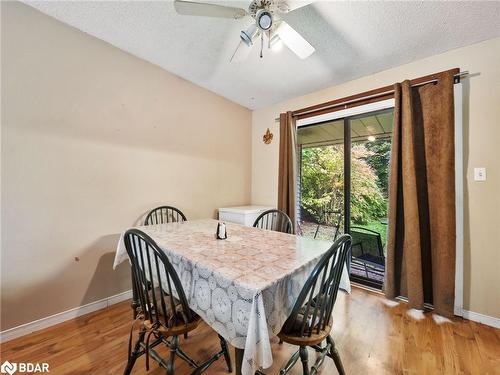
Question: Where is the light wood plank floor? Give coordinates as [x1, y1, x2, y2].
[1, 287, 499, 374]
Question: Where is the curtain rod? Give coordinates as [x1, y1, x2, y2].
[274, 70, 468, 122]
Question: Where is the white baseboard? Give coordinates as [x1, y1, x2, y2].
[462, 309, 500, 329]
[0, 290, 133, 343]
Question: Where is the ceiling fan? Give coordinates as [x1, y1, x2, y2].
[173, 0, 316, 62]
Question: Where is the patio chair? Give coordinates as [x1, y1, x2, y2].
[350, 227, 385, 279]
[314, 209, 342, 241]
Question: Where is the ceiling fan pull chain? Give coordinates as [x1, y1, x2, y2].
[260, 33, 264, 58]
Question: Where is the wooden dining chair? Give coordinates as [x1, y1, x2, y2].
[123, 229, 232, 375]
[144, 205, 187, 225]
[253, 209, 293, 234]
[132, 206, 187, 318]
[270, 234, 352, 375]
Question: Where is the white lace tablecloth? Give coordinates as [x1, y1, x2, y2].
[113, 219, 350, 375]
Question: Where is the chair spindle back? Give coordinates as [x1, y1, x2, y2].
[144, 206, 187, 226]
[124, 229, 192, 328]
[281, 234, 352, 338]
[253, 209, 293, 234]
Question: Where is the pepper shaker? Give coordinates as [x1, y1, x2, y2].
[216, 221, 227, 240]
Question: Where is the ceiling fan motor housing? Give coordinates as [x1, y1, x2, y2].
[249, 0, 275, 30]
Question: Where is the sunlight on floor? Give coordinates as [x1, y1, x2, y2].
[406, 308, 426, 321]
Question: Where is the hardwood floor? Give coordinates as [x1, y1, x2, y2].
[1, 287, 499, 374]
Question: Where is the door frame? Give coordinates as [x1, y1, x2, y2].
[297, 101, 395, 289]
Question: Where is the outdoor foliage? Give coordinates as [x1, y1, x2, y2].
[300, 144, 387, 225]
[363, 139, 392, 196]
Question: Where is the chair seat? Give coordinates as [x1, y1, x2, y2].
[357, 253, 385, 266]
[144, 293, 201, 335]
[352, 257, 385, 272]
[278, 306, 333, 346]
[278, 324, 332, 346]
[144, 311, 202, 336]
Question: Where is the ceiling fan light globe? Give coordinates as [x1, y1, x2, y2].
[240, 31, 252, 46]
[256, 9, 273, 30]
[240, 24, 258, 46]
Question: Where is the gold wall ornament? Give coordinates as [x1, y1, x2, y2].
[263, 128, 273, 144]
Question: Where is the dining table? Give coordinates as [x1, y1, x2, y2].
[113, 219, 350, 375]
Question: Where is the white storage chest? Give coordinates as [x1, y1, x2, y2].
[218, 205, 274, 227]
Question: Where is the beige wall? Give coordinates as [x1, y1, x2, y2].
[1, 1, 499, 332]
[1, 2, 252, 330]
[252, 38, 500, 318]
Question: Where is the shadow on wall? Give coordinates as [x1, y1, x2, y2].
[81, 206, 221, 311]
[0, 234, 130, 331]
[1, 207, 221, 331]
[81, 234, 131, 307]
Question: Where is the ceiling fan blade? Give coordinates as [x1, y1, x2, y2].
[277, 0, 316, 13]
[174, 0, 247, 19]
[230, 40, 253, 63]
[275, 21, 315, 59]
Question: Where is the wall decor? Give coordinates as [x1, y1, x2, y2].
[263, 128, 273, 144]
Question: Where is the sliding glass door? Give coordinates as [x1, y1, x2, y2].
[297, 108, 394, 288]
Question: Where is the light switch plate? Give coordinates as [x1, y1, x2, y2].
[474, 167, 487, 181]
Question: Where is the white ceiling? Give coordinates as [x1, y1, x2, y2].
[25, 1, 500, 109]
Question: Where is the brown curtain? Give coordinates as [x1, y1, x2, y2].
[385, 71, 456, 317]
[278, 111, 297, 231]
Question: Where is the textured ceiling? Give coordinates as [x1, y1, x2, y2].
[25, 1, 500, 109]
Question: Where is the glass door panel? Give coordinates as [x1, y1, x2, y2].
[349, 110, 393, 288]
[297, 119, 345, 241]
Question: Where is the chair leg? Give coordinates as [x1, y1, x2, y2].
[123, 329, 145, 375]
[299, 346, 310, 375]
[279, 350, 300, 375]
[123, 358, 135, 375]
[130, 269, 140, 319]
[166, 335, 179, 375]
[327, 335, 345, 375]
[314, 225, 320, 239]
[218, 334, 232, 372]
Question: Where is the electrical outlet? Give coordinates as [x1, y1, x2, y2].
[474, 167, 487, 181]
